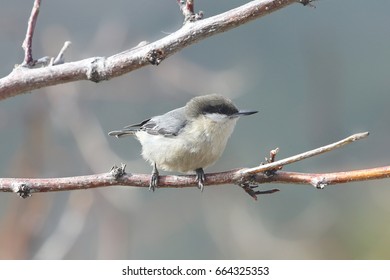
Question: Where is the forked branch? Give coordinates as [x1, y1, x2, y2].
[242, 132, 369, 175]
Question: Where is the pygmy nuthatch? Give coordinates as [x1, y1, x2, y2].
[108, 94, 258, 191]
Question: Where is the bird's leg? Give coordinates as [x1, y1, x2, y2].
[150, 163, 159, 191]
[195, 168, 205, 192]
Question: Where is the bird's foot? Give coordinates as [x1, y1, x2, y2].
[195, 168, 205, 192]
[149, 163, 159, 192]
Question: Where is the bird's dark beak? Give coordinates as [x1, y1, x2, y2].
[236, 110, 258, 116]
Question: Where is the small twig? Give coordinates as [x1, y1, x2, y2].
[266, 148, 279, 164]
[186, 0, 194, 13]
[52, 41, 72, 66]
[241, 183, 279, 201]
[177, 0, 203, 23]
[261, 147, 282, 176]
[242, 132, 370, 175]
[21, 0, 41, 67]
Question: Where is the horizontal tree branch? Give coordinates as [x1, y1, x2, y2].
[1, 132, 388, 200]
[0, 0, 311, 101]
[1, 165, 390, 200]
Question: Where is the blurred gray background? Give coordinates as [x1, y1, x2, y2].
[1, 0, 390, 259]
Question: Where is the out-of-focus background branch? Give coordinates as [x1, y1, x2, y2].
[1, 0, 390, 259]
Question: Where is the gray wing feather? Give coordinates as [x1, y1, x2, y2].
[112, 107, 187, 137]
[141, 107, 187, 137]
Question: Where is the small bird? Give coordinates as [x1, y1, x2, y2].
[108, 94, 258, 191]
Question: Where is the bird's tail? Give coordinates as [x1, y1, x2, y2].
[108, 129, 136, 138]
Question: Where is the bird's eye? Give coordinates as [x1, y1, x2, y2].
[202, 104, 238, 116]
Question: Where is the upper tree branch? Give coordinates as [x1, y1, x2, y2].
[0, 0, 309, 101]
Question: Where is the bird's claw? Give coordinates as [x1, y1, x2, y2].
[149, 172, 159, 192]
[149, 163, 159, 191]
[195, 168, 205, 192]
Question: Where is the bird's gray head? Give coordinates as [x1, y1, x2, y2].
[185, 94, 258, 120]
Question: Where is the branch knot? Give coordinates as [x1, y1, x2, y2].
[146, 49, 165, 65]
[110, 163, 127, 180]
[311, 177, 328, 189]
[86, 57, 107, 82]
[13, 183, 32, 199]
[299, 0, 316, 8]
